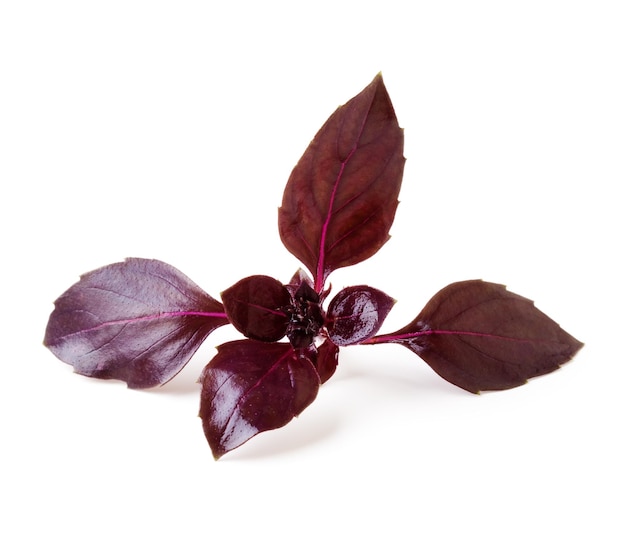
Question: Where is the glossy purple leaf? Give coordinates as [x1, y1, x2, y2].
[327, 285, 395, 346]
[199, 340, 320, 459]
[221, 275, 291, 342]
[364, 280, 583, 393]
[278, 73, 405, 292]
[44, 258, 229, 389]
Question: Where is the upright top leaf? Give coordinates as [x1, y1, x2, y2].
[278, 74, 405, 292]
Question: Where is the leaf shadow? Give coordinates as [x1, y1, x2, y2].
[331, 359, 462, 397]
[150, 375, 201, 396]
[148, 352, 211, 396]
[222, 409, 340, 461]
[150, 349, 466, 460]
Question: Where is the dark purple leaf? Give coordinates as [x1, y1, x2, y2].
[288, 268, 332, 304]
[278, 73, 405, 292]
[327, 285, 395, 346]
[286, 268, 314, 294]
[312, 338, 339, 384]
[199, 340, 320, 459]
[43, 258, 229, 389]
[364, 280, 583, 393]
[221, 275, 291, 342]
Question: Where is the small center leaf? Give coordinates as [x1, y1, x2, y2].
[221, 275, 291, 342]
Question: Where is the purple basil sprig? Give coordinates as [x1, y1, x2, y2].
[44, 74, 583, 459]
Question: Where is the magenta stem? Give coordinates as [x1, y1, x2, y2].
[362, 330, 530, 345]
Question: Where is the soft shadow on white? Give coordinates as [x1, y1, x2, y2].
[220, 410, 340, 461]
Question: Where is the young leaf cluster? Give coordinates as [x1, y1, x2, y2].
[44, 74, 583, 459]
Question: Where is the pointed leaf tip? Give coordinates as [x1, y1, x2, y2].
[327, 285, 395, 346]
[278, 74, 405, 291]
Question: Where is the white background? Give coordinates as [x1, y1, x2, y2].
[2, 1, 624, 547]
